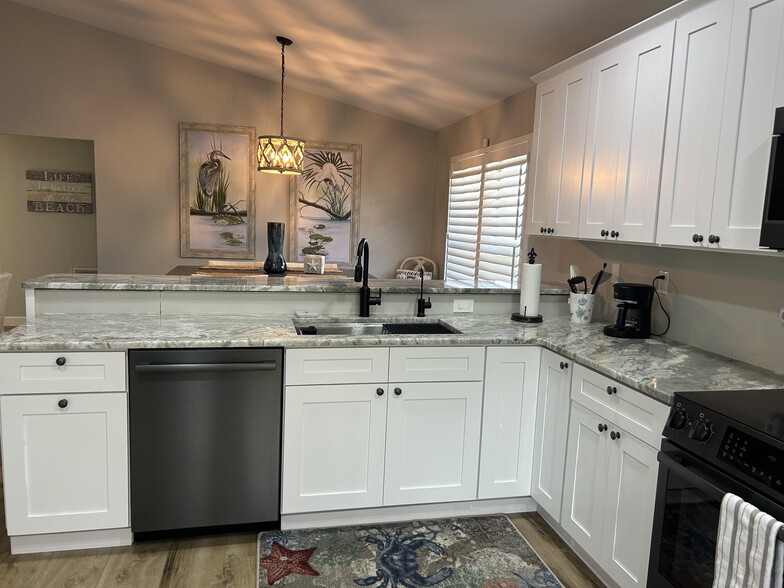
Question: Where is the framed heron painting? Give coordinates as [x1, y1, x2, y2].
[179, 122, 256, 258]
[289, 141, 361, 263]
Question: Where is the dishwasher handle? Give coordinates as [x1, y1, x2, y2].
[134, 361, 277, 374]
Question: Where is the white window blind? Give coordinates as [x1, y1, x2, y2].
[444, 136, 530, 288]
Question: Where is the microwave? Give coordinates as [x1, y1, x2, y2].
[760, 106, 784, 250]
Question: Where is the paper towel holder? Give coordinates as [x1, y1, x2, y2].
[511, 248, 543, 323]
[511, 307, 543, 323]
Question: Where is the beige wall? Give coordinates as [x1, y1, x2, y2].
[0, 0, 436, 279]
[430, 87, 537, 271]
[0, 134, 97, 322]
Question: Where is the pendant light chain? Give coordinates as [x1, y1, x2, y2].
[279, 41, 286, 136]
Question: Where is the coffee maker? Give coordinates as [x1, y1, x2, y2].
[603, 283, 655, 339]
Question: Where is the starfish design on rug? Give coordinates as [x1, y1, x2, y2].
[259, 541, 319, 585]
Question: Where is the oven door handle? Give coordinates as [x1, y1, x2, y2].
[658, 451, 727, 500]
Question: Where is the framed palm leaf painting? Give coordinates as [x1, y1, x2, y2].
[179, 122, 256, 258]
[289, 141, 361, 263]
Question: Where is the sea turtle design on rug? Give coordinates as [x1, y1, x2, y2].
[354, 526, 453, 587]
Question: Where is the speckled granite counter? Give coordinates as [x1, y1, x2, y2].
[1, 313, 781, 405]
[23, 273, 569, 295]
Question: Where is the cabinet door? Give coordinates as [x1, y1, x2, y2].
[528, 74, 562, 235]
[282, 384, 387, 514]
[612, 22, 675, 243]
[528, 62, 591, 237]
[384, 381, 482, 506]
[580, 49, 628, 239]
[0, 392, 128, 536]
[602, 426, 660, 588]
[657, 0, 734, 247]
[478, 346, 540, 499]
[530, 351, 571, 521]
[554, 62, 593, 237]
[711, 0, 784, 250]
[561, 401, 610, 563]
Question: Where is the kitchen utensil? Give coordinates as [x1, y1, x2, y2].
[590, 263, 608, 294]
[567, 276, 586, 294]
[569, 265, 581, 279]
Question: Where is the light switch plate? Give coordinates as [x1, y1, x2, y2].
[453, 299, 474, 313]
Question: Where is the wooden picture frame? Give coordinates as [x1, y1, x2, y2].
[179, 122, 256, 258]
[289, 141, 361, 263]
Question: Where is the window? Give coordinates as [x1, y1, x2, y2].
[444, 135, 530, 288]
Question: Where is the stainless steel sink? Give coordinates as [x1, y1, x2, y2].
[294, 321, 461, 336]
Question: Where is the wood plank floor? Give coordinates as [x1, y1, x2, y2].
[0, 519, 603, 585]
[0, 466, 603, 587]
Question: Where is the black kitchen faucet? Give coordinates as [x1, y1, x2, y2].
[354, 237, 381, 317]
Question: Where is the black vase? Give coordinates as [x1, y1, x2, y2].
[263, 222, 287, 274]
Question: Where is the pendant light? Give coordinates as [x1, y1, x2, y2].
[257, 36, 305, 175]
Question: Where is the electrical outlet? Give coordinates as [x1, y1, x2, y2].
[453, 299, 474, 313]
[656, 271, 670, 295]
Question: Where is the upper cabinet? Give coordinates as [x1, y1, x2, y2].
[657, 0, 734, 248]
[528, 62, 592, 238]
[530, 0, 784, 253]
[711, 0, 784, 250]
[579, 23, 675, 244]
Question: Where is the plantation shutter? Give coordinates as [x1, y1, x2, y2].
[444, 136, 530, 288]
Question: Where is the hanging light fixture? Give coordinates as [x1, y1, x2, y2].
[257, 36, 305, 175]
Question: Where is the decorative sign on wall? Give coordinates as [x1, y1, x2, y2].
[26, 170, 94, 214]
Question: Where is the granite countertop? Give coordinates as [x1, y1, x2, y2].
[1, 313, 782, 405]
[22, 273, 569, 295]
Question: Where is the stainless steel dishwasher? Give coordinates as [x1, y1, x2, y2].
[128, 348, 282, 536]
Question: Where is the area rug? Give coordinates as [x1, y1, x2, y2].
[257, 515, 562, 587]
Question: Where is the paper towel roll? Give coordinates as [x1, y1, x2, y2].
[520, 263, 542, 317]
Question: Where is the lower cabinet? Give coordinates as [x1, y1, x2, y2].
[384, 381, 483, 505]
[282, 346, 486, 514]
[530, 349, 572, 521]
[0, 392, 129, 536]
[561, 400, 660, 588]
[281, 384, 387, 513]
[478, 346, 541, 499]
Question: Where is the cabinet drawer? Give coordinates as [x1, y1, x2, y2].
[570, 364, 669, 447]
[0, 352, 126, 394]
[389, 347, 485, 382]
[285, 347, 389, 385]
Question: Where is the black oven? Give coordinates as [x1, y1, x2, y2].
[648, 389, 784, 588]
[760, 106, 784, 250]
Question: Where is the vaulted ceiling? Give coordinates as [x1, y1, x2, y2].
[10, 0, 681, 129]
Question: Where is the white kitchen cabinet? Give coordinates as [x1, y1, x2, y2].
[711, 0, 784, 250]
[478, 346, 540, 499]
[562, 365, 666, 588]
[561, 401, 609, 563]
[657, 0, 734, 248]
[528, 61, 592, 238]
[530, 350, 572, 521]
[283, 346, 486, 514]
[384, 381, 483, 506]
[602, 422, 660, 588]
[0, 392, 129, 536]
[282, 383, 388, 513]
[579, 22, 675, 244]
[561, 401, 660, 588]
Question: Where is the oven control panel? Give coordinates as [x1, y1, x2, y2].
[719, 427, 784, 491]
